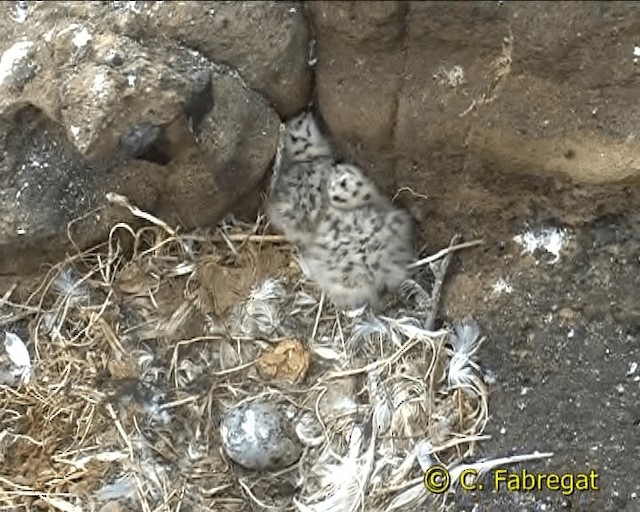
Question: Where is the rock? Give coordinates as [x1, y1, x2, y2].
[0, 104, 125, 274]
[161, 67, 280, 228]
[0, 3, 282, 273]
[0, 40, 36, 92]
[309, 1, 640, 244]
[0, 1, 311, 118]
[134, 1, 312, 118]
[309, 1, 407, 193]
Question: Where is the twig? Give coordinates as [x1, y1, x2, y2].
[238, 478, 283, 510]
[211, 360, 256, 376]
[158, 396, 200, 411]
[323, 338, 422, 380]
[392, 186, 429, 202]
[106, 192, 176, 237]
[408, 239, 484, 269]
[311, 292, 325, 341]
[0, 284, 17, 308]
[183, 234, 287, 243]
[217, 228, 239, 256]
[106, 403, 134, 459]
[425, 235, 466, 331]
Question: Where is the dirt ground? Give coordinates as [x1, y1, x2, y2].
[418, 174, 640, 510]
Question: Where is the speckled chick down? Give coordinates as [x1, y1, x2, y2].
[266, 112, 334, 246]
[267, 111, 414, 310]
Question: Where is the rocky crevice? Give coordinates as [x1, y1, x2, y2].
[1, 0, 640, 273]
[389, 1, 410, 193]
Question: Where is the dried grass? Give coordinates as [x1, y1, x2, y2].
[0, 195, 541, 511]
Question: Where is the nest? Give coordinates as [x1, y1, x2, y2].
[0, 195, 549, 511]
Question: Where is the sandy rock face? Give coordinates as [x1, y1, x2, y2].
[309, 1, 407, 194]
[309, 1, 640, 236]
[0, 1, 306, 273]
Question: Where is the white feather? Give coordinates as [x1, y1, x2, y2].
[2, 332, 31, 385]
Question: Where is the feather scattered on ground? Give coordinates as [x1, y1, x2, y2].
[0, 193, 543, 511]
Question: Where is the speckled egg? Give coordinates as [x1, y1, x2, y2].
[220, 401, 302, 471]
